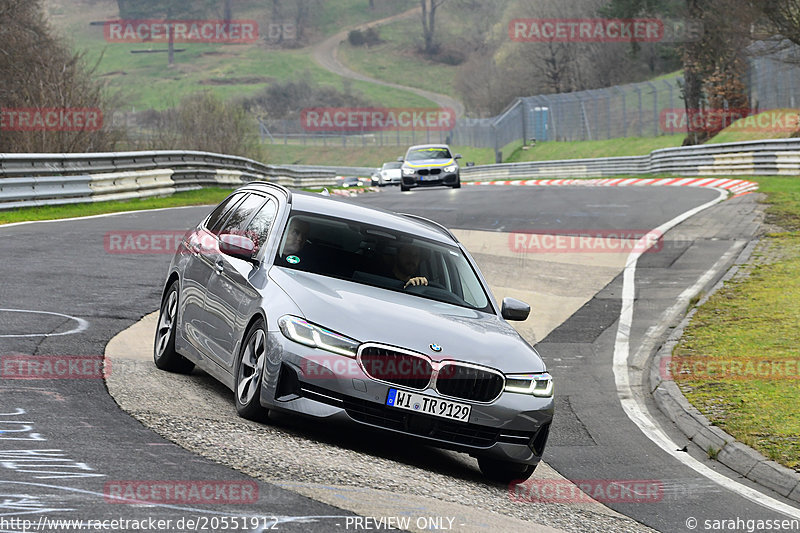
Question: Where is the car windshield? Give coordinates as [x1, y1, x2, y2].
[406, 148, 452, 161]
[274, 212, 492, 313]
[382, 162, 402, 169]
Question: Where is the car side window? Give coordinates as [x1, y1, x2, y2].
[205, 193, 245, 233]
[245, 198, 278, 253]
[216, 194, 267, 237]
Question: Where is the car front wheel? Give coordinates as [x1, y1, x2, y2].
[451, 176, 461, 189]
[153, 281, 195, 374]
[234, 319, 270, 421]
[478, 457, 536, 484]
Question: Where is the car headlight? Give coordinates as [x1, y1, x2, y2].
[504, 372, 553, 397]
[444, 164, 457, 173]
[278, 315, 359, 357]
[402, 167, 416, 176]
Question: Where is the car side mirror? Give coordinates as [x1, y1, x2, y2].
[501, 297, 530, 321]
[454, 154, 462, 159]
[219, 234, 257, 263]
[397, 156, 404, 162]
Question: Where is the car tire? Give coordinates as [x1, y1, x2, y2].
[451, 176, 461, 189]
[234, 318, 270, 421]
[401, 184, 411, 192]
[153, 281, 195, 374]
[478, 457, 536, 484]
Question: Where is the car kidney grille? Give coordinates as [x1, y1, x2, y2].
[359, 346, 432, 390]
[417, 168, 442, 176]
[436, 363, 504, 403]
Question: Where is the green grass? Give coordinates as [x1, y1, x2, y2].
[337, 17, 461, 99]
[47, 0, 431, 111]
[505, 136, 684, 162]
[707, 109, 800, 145]
[0, 188, 235, 225]
[312, 0, 416, 37]
[672, 176, 800, 470]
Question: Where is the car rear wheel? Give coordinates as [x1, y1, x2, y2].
[153, 281, 195, 374]
[234, 319, 270, 421]
[478, 457, 536, 484]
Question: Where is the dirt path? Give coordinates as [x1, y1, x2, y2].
[310, 7, 466, 117]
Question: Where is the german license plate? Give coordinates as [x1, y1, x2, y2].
[386, 388, 471, 422]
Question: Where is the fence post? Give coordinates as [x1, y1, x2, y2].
[634, 85, 643, 137]
[646, 81, 658, 137]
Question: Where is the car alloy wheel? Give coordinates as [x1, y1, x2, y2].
[153, 282, 194, 374]
[235, 319, 269, 421]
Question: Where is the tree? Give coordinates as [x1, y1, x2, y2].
[680, 0, 758, 144]
[420, 0, 448, 55]
[599, 0, 684, 72]
[0, 0, 117, 152]
[760, 0, 800, 45]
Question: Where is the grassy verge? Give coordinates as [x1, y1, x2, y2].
[505, 136, 684, 162]
[337, 17, 461, 98]
[707, 109, 800, 144]
[0, 188, 235, 225]
[672, 176, 800, 470]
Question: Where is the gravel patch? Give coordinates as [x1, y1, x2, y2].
[107, 359, 655, 533]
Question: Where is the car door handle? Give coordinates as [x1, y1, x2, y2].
[191, 243, 202, 254]
[215, 261, 224, 274]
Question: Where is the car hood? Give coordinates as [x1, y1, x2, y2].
[404, 158, 455, 168]
[269, 268, 545, 374]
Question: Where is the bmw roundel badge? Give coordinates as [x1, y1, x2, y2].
[430, 343, 442, 352]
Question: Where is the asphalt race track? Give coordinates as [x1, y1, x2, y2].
[1, 185, 798, 532]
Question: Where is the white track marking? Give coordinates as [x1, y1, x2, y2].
[0, 309, 89, 338]
[613, 188, 800, 518]
[0, 205, 206, 230]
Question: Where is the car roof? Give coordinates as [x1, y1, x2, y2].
[289, 190, 457, 244]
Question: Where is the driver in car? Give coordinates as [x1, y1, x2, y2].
[392, 243, 428, 289]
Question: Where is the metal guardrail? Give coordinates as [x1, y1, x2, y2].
[0, 150, 340, 210]
[1, 138, 799, 210]
[462, 138, 800, 181]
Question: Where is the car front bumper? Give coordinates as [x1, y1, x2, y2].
[261, 334, 553, 465]
[402, 171, 459, 188]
